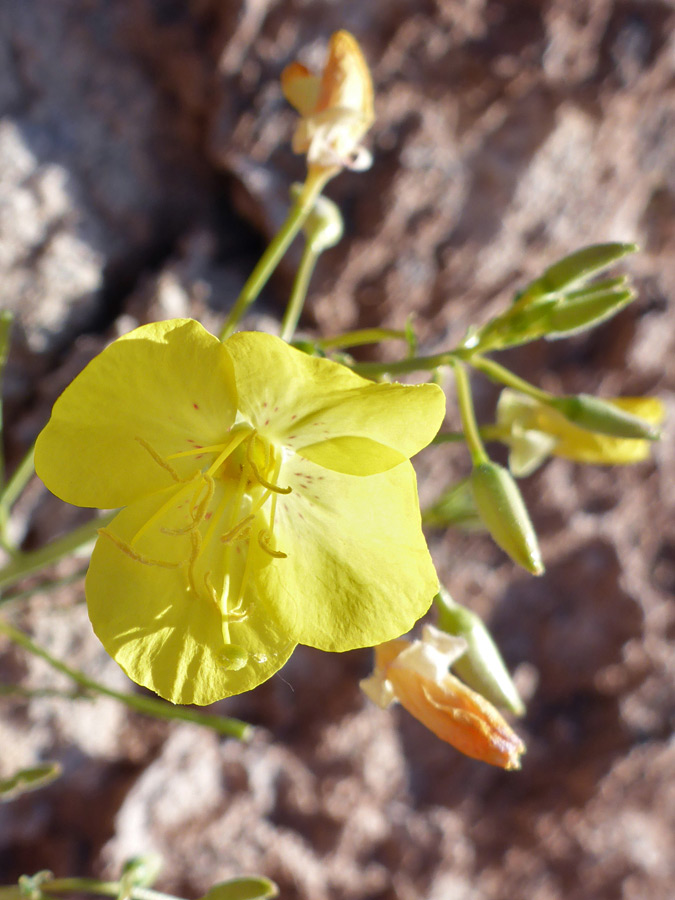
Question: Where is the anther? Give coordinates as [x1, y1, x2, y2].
[99, 529, 181, 569]
[246, 434, 292, 494]
[257, 529, 287, 559]
[161, 475, 215, 536]
[221, 514, 255, 544]
[135, 436, 183, 482]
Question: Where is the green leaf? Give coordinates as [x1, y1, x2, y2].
[0, 763, 62, 801]
[200, 877, 278, 900]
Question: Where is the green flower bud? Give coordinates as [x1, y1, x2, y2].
[471, 461, 544, 575]
[549, 394, 661, 440]
[435, 589, 525, 716]
[469, 300, 555, 351]
[545, 288, 634, 339]
[527, 242, 638, 299]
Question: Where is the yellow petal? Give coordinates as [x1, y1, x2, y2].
[86, 484, 297, 705]
[259, 458, 437, 650]
[317, 31, 374, 122]
[280, 62, 322, 117]
[225, 332, 445, 475]
[36, 320, 238, 509]
[540, 397, 665, 465]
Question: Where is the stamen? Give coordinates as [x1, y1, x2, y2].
[246, 435, 292, 494]
[167, 443, 233, 460]
[204, 570, 248, 621]
[131, 476, 199, 544]
[162, 476, 215, 536]
[190, 474, 215, 521]
[221, 514, 255, 544]
[98, 528, 181, 569]
[267, 451, 286, 532]
[233, 533, 257, 616]
[185, 529, 202, 596]
[135, 436, 182, 482]
[257, 529, 287, 559]
[206, 427, 252, 478]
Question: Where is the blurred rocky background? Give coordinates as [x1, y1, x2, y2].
[1, 1, 674, 898]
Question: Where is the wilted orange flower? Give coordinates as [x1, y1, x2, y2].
[361, 625, 526, 770]
[281, 30, 374, 178]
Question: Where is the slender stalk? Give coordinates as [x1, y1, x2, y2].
[349, 349, 472, 378]
[469, 355, 552, 403]
[36, 880, 187, 900]
[219, 172, 330, 341]
[280, 243, 320, 342]
[0, 312, 13, 492]
[318, 328, 408, 351]
[432, 425, 505, 445]
[0, 442, 36, 539]
[450, 360, 488, 466]
[0, 569, 86, 607]
[0, 511, 116, 591]
[0, 620, 252, 740]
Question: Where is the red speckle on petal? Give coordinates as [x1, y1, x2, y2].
[291, 414, 297, 420]
[205, 512, 212, 520]
[264, 419, 270, 426]
[193, 402, 199, 410]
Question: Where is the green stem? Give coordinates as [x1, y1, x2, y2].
[0, 620, 252, 741]
[219, 172, 330, 341]
[432, 425, 505, 445]
[280, 242, 320, 342]
[318, 328, 408, 351]
[349, 348, 472, 378]
[0, 511, 116, 591]
[0, 442, 36, 539]
[0, 311, 13, 492]
[450, 360, 488, 466]
[469, 356, 552, 403]
[37, 880, 188, 900]
[0, 569, 86, 607]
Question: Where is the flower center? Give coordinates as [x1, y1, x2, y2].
[100, 426, 292, 669]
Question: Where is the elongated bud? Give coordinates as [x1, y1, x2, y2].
[545, 287, 634, 339]
[525, 242, 638, 300]
[435, 589, 525, 715]
[549, 394, 661, 440]
[471, 461, 544, 575]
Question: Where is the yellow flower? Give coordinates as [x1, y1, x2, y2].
[361, 625, 525, 769]
[35, 320, 445, 705]
[497, 389, 665, 477]
[281, 30, 374, 178]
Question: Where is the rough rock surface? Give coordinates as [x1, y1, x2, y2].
[1, 2, 674, 898]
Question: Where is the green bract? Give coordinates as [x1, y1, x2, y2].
[35, 320, 445, 705]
